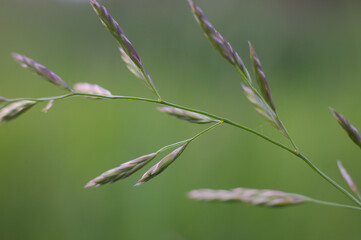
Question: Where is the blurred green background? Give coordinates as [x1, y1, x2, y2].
[1, 0, 361, 239]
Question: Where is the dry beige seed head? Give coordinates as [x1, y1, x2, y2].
[73, 82, 112, 97]
[0, 100, 37, 123]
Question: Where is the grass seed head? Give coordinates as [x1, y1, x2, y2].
[135, 144, 188, 186]
[249, 42, 276, 111]
[331, 108, 361, 149]
[12, 53, 71, 91]
[90, 0, 159, 97]
[85, 152, 158, 188]
[158, 107, 215, 124]
[188, 0, 248, 77]
[242, 85, 285, 135]
[188, 188, 309, 207]
[73, 82, 112, 97]
[90, 0, 141, 68]
[337, 160, 359, 196]
[0, 100, 37, 123]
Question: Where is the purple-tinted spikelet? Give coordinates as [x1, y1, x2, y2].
[337, 161, 360, 196]
[90, 0, 159, 98]
[73, 82, 112, 97]
[249, 42, 276, 111]
[188, 0, 248, 80]
[85, 152, 158, 188]
[188, 188, 309, 207]
[135, 144, 188, 186]
[158, 107, 215, 124]
[242, 85, 285, 136]
[0, 100, 37, 123]
[0, 96, 8, 102]
[90, 0, 141, 68]
[331, 108, 361, 149]
[12, 53, 71, 91]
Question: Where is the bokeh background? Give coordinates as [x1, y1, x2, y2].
[1, 0, 361, 239]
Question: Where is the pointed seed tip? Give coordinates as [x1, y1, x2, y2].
[84, 181, 96, 188]
[134, 182, 143, 186]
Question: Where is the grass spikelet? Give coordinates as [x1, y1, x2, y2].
[85, 152, 158, 188]
[73, 82, 112, 97]
[0, 97, 7, 102]
[90, 0, 160, 99]
[135, 144, 188, 186]
[12, 53, 71, 91]
[337, 161, 360, 197]
[249, 42, 276, 111]
[187, 0, 249, 83]
[330, 108, 361, 149]
[188, 188, 309, 207]
[242, 85, 285, 135]
[0, 100, 37, 124]
[42, 100, 54, 113]
[158, 107, 215, 124]
[119, 48, 152, 89]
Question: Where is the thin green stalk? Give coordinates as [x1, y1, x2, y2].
[297, 153, 361, 207]
[310, 198, 361, 211]
[140, 68, 162, 101]
[275, 112, 299, 151]
[156, 121, 223, 153]
[187, 120, 223, 143]
[6, 92, 361, 208]
[156, 140, 189, 153]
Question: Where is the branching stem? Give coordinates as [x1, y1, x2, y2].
[6, 92, 361, 208]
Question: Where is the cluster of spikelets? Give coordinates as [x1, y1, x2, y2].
[0, 0, 360, 209]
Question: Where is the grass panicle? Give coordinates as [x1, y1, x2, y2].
[1, 0, 360, 212]
[136, 144, 188, 186]
[249, 42, 276, 111]
[188, 188, 309, 207]
[158, 107, 215, 124]
[73, 82, 112, 97]
[331, 108, 361, 149]
[85, 152, 158, 188]
[12, 53, 71, 91]
[0, 100, 37, 123]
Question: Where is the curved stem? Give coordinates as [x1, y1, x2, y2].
[6, 92, 361, 208]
